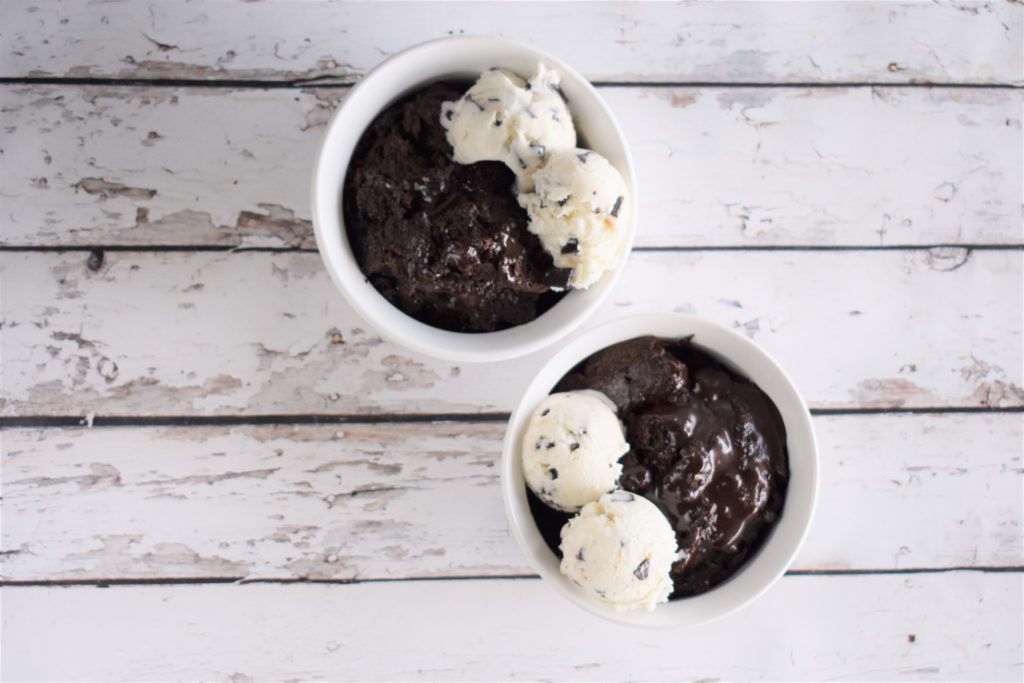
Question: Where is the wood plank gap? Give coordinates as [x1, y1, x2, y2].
[809, 406, 1024, 416]
[0, 245, 302, 253]
[1, 76, 1021, 90]
[0, 575, 537, 588]
[594, 81, 1024, 90]
[2, 406, 1022, 429]
[785, 567, 1024, 576]
[0, 413, 514, 429]
[3, 567, 1021, 589]
[3, 245, 1023, 254]
[635, 245, 1024, 253]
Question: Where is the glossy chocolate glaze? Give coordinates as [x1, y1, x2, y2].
[530, 335, 789, 598]
[343, 82, 569, 333]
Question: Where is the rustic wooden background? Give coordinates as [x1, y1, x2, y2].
[1, 1, 1022, 681]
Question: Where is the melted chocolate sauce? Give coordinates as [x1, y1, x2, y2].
[343, 82, 568, 333]
[529, 336, 789, 598]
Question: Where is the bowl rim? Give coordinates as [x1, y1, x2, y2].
[310, 35, 639, 363]
[500, 313, 820, 628]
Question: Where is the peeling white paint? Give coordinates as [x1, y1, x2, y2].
[4, 2, 1021, 84]
[1, 86, 1021, 248]
[1, 250, 1020, 416]
[3, 575, 1021, 680]
[2, 415, 1020, 581]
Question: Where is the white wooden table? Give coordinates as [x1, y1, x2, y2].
[1, 2, 1022, 681]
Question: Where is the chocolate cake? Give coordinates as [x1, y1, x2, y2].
[529, 336, 790, 598]
[343, 82, 569, 333]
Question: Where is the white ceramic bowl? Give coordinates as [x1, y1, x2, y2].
[311, 36, 637, 362]
[501, 314, 819, 627]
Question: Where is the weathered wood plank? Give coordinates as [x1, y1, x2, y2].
[1, 250, 1020, 416]
[3, 574, 1021, 681]
[4, 1, 1021, 85]
[1, 85, 1020, 248]
[1, 415, 1020, 582]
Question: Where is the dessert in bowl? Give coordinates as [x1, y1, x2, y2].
[312, 37, 637, 362]
[502, 314, 819, 627]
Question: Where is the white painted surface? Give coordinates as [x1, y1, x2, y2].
[2, 85, 1020, 248]
[1, 2, 1022, 680]
[2, 250, 1020, 416]
[4, 1, 1021, 84]
[3, 574, 1022, 682]
[2, 415, 1020, 582]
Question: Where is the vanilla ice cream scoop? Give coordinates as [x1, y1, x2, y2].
[440, 64, 576, 189]
[521, 390, 629, 512]
[560, 491, 679, 611]
[517, 148, 629, 289]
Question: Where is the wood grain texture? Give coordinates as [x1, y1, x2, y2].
[3, 574, 1021, 681]
[2, 415, 1021, 582]
[1, 84, 1021, 248]
[1, 3, 1021, 679]
[4, 1, 1021, 85]
[2, 250, 1021, 417]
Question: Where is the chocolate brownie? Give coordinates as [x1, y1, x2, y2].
[531, 336, 789, 598]
[343, 82, 569, 333]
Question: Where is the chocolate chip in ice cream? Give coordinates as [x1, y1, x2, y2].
[634, 558, 650, 581]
